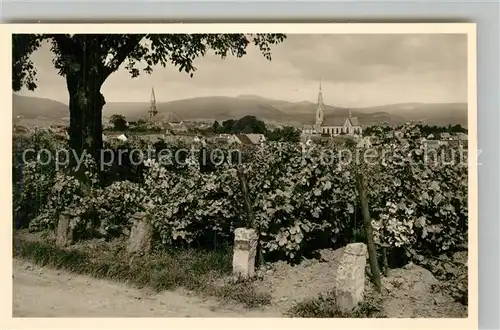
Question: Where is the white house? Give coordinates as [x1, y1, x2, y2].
[117, 134, 128, 142]
[227, 135, 243, 145]
[440, 132, 452, 140]
[245, 134, 266, 144]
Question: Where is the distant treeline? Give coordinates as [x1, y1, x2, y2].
[106, 113, 301, 142]
[212, 115, 266, 134]
[363, 123, 467, 136]
[212, 116, 301, 142]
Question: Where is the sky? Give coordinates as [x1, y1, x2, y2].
[16, 33, 468, 108]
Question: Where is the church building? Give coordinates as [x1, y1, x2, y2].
[302, 82, 363, 136]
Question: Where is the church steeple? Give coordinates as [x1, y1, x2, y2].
[315, 80, 324, 126]
[149, 87, 158, 122]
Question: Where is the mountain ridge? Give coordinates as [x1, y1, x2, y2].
[12, 93, 468, 128]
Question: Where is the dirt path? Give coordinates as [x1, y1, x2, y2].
[12, 259, 281, 317]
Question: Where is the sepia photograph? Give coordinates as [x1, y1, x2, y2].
[8, 24, 475, 322]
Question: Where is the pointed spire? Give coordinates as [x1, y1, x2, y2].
[150, 87, 156, 104]
[349, 109, 352, 119]
[315, 79, 324, 127]
[317, 79, 324, 106]
[149, 86, 158, 122]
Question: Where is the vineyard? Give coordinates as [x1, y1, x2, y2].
[12, 122, 469, 316]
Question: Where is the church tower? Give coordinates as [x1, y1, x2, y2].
[315, 81, 325, 127]
[149, 87, 158, 122]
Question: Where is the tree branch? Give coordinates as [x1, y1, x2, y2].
[104, 35, 145, 77]
[50, 34, 82, 55]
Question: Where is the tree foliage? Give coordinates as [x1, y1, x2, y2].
[109, 114, 128, 131]
[212, 120, 221, 132]
[12, 33, 287, 165]
[213, 116, 267, 134]
[17, 122, 468, 263]
[13, 33, 287, 92]
[232, 115, 267, 134]
[266, 126, 301, 142]
[363, 123, 467, 137]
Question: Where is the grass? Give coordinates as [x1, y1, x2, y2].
[14, 231, 271, 309]
[286, 290, 386, 318]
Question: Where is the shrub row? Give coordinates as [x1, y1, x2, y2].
[14, 123, 468, 261]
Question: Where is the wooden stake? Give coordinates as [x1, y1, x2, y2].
[236, 166, 255, 228]
[355, 172, 382, 292]
[381, 246, 388, 276]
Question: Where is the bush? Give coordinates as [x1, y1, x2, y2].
[13, 161, 55, 229]
[12, 130, 68, 228]
[13, 122, 468, 262]
[287, 290, 386, 318]
[364, 123, 468, 255]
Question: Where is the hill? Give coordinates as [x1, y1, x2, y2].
[12, 94, 70, 127]
[357, 102, 468, 127]
[103, 95, 294, 124]
[12, 93, 468, 129]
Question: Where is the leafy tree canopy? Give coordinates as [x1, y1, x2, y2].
[12, 33, 286, 167]
[213, 116, 267, 134]
[109, 114, 127, 131]
[266, 126, 301, 142]
[13, 33, 287, 92]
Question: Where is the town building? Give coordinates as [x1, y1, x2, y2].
[440, 132, 452, 140]
[449, 132, 468, 148]
[302, 82, 363, 136]
[454, 132, 468, 141]
[13, 125, 29, 135]
[215, 133, 266, 146]
[244, 134, 266, 144]
[147, 86, 188, 134]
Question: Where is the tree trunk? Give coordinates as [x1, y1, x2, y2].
[355, 172, 382, 292]
[66, 74, 105, 172]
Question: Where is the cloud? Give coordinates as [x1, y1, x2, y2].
[15, 33, 468, 107]
[280, 34, 467, 83]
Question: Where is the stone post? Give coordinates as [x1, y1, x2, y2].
[55, 210, 74, 247]
[334, 243, 368, 313]
[233, 227, 258, 278]
[127, 212, 153, 254]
